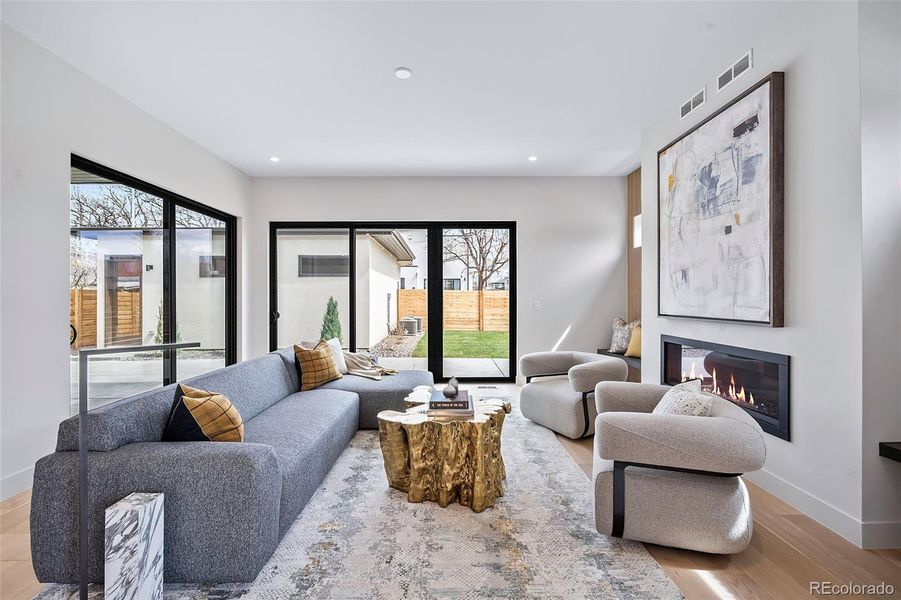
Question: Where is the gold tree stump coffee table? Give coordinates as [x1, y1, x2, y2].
[377, 398, 512, 513]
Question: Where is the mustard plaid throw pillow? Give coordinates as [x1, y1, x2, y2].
[162, 384, 244, 442]
[294, 340, 342, 391]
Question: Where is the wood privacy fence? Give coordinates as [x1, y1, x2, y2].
[71, 289, 98, 349]
[70, 288, 143, 349]
[397, 289, 509, 332]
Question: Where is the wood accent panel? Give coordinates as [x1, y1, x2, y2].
[626, 167, 642, 323]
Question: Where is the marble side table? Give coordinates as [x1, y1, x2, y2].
[104, 493, 164, 600]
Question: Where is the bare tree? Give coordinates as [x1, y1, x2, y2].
[442, 229, 510, 290]
[70, 238, 97, 289]
[70, 184, 223, 229]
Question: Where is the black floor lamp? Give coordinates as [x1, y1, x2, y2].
[77, 341, 199, 600]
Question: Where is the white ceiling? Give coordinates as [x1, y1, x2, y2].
[2, 1, 790, 177]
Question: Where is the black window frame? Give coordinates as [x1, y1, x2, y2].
[71, 154, 238, 384]
[443, 278, 462, 291]
[269, 221, 517, 383]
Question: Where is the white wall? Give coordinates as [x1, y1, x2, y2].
[0, 26, 253, 499]
[640, 1, 876, 545]
[359, 236, 400, 349]
[859, 0, 901, 548]
[249, 177, 627, 366]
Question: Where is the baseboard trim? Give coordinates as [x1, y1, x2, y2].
[1, 465, 34, 501]
[744, 468, 863, 547]
[861, 519, 901, 549]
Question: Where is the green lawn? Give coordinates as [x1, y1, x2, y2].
[412, 330, 509, 359]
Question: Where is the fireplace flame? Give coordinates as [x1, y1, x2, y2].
[708, 368, 754, 406]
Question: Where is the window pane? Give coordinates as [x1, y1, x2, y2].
[175, 206, 227, 377]
[276, 229, 350, 349]
[442, 228, 511, 378]
[355, 228, 428, 371]
[70, 166, 166, 412]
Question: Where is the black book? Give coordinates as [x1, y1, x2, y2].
[429, 389, 471, 411]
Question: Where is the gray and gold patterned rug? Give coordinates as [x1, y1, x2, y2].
[40, 392, 682, 599]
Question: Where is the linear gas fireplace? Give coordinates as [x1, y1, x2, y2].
[661, 335, 790, 441]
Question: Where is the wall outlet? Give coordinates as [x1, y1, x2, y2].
[533, 299, 542, 311]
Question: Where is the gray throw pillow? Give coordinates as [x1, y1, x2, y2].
[653, 379, 713, 417]
[608, 317, 640, 354]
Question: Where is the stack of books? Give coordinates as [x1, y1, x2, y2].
[427, 389, 474, 417]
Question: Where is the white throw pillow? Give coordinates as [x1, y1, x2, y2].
[325, 338, 348, 374]
[653, 379, 713, 417]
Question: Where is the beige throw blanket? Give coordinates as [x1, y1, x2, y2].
[343, 351, 399, 380]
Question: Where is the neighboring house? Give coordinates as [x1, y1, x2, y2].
[70, 228, 226, 351]
[399, 229, 509, 291]
[275, 229, 415, 350]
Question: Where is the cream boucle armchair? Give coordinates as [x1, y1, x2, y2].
[519, 351, 628, 439]
[593, 381, 767, 554]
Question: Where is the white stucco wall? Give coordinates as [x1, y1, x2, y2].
[274, 232, 351, 348]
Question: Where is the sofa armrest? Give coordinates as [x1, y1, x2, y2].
[595, 381, 668, 414]
[597, 412, 766, 474]
[568, 360, 628, 393]
[31, 441, 282, 583]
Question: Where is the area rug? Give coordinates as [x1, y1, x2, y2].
[38, 392, 682, 599]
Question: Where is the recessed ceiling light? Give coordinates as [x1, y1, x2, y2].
[269, 156, 280, 163]
[528, 155, 538, 162]
[394, 67, 413, 80]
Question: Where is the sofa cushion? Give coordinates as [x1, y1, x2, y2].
[244, 389, 359, 534]
[317, 369, 434, 429]
[182, 354, 294, 421]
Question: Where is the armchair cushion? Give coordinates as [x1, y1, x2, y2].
[597, 407, 766, 474]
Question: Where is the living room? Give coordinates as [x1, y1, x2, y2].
[1, 1, 900, 599]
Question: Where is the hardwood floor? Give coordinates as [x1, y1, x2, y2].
[2, 430, 897, 599]
[556, 433, 901, 600]
[0, 490, 41, 600]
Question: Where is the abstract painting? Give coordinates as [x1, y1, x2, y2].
[658, 72, 784, 326]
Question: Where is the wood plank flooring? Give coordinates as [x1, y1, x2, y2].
[0, 490, 41, 600]
[556, 433, 901, 600]
[2, 428, 897, 599]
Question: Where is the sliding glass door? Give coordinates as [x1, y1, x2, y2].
[70, 156, 236, 411]
[441, 227, 512, 379]
[270, 222, 514, 382]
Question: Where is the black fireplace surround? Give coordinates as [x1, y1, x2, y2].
[661, 335, 790, 441]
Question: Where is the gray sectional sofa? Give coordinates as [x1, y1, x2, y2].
[30, 349, 433, 584]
